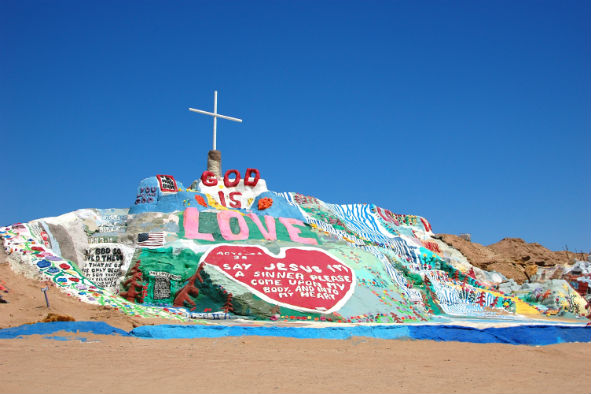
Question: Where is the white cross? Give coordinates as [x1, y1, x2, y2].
[189, 90, 243, 150]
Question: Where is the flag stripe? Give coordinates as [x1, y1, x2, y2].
[138, 232, 165, 247]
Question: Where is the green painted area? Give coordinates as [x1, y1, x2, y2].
[130, 248, 226, 312]
[121, 218, 457, 322]
[322, 245, 431, 322]
[135, 248, 200, 305]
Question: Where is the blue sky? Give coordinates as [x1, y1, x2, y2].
[1, 1, 589, 252]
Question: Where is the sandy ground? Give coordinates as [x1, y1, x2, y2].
[1, 253, 590, 393]
[1, 334, 589, 394]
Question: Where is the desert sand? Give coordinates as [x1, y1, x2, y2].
[1, 334, 589, 394]
[1, 254, 590, 393]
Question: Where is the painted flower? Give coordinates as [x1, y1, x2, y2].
[258, 197, 273, 210]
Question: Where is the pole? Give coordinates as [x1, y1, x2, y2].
[41, 286, 50, 308]
[213, 90, 218, 150]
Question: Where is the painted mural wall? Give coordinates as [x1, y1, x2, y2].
[1, 170, 588, 323]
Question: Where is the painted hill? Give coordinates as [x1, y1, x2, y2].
[1, 171, 589, 325]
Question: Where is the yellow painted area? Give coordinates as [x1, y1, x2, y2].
[204, 194, 246, 215]
[205, 194, 229, 211]
[514, 298, 541, 315]
[451, 286, 542, 316]
[485, 288, 540, 315]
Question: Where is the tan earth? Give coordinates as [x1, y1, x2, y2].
[1, 334, 589, 394]
[1, 246, 590, 393]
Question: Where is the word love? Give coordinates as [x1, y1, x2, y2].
[200, 168, 261, 209]
[183, 208, 318, 245]
[201, 245, 355, 313]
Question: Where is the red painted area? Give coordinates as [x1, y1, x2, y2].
[201, 171, 218, 186]
[422, 241, 441, 254]
[120, 260, 145, 303]
[244, 168, 260, 186]
[477, 291, 486, 307]
[223, 169, 241, 187]
[258, 197, 273, 210]
[420, 217, 432, 232]
[173, 263, 205, 311]
[194, 195, 208, 207]
[199, 168, 261, 188]
[202, 245, 355, 313]
[156, 174, 178, 192]
[375, 206, 400, 226]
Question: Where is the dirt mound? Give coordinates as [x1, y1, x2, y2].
[0, 247, 186, 331]
[488, 237, 586, 267]
[39, 312, 76, 323]
[434, 234, 588, 284]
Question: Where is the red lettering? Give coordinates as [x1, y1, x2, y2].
[218, 191, 227, 207]
[224, 169, 241, 187]
[201, 171, 218, 187]
[244, 168, 260, 187]
[201, 169, 262, 189]
[228, 192, 242, 209]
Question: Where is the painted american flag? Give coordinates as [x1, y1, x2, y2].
[137, 232, 165, 247]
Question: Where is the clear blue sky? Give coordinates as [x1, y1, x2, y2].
[1, 1, 589, 252]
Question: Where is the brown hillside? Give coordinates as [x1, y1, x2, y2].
[434, 234, 588, 284]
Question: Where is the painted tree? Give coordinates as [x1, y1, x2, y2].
[223, 292, 234, 313]
[173, 263, 205, 311]
[120, 260, 145, 303]
[461, 273, 469, 287]
[476, 291, 486, 307]
[491, 296, 499, 307]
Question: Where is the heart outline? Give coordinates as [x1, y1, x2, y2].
[200, 244, 356, 314]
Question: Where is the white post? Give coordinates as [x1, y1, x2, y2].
[213, 90, 218, 150]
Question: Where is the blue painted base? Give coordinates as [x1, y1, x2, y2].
[1, 321, 589, 345]
[0, 321, 129, 338]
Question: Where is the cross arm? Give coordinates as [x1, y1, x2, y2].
[188, 108, 243, 123]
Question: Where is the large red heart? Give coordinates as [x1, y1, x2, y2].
[201, 244, 356, 313]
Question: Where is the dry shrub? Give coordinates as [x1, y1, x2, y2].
[40, 313, 76, 322]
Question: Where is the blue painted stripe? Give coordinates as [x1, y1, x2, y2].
[130, 324, 412, 340]
[408, 325, 591, 345]
[0, 321, 129, 338]
[1, 322, 589, 345]
[130, 324, 591, 345]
